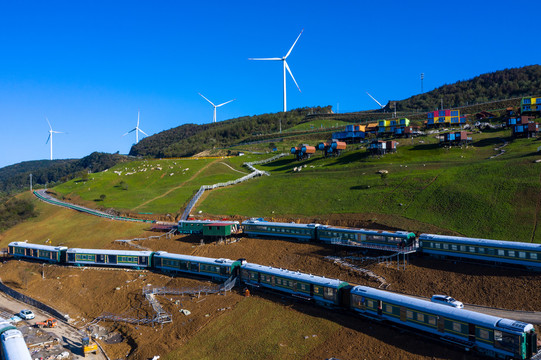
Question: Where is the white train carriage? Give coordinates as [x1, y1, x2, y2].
[152, 252, 238, 280]
[349, 286, 537, 359]
[240, 262, 348, 307]
[420, 234, 541, 270]
[66, 248, 153, 268]
[0, 319, 31, 360]
[8, 242, 67, 263]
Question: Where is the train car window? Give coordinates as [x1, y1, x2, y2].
[487, 248, 496, 255]
[469, 246, 476, 253]
[479, 329, 490, 340]
[478, 247, 485, 253]
[460, 246, 466, 252]
[451, 245, 458, 251]
[508, 250, 515, 257]
[406, 310, 414, 319]
[530, 253, 538, 260]
[241, 269, 249, 279]
[498, 250, 505, 256]
[519, 252, 526, 259]
[453, 322, 462, 332]
[428, 316, 437, 326]
[366, 299, 374, 309]
[323, 287, 336, 300]
[417, 313, 425, 322]
[494, 331, 520, 352]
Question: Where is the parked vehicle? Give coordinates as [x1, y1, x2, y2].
[431, 295, 464, 308]
[18, 310, 34, 320]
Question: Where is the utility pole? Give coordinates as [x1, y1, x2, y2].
[29, 174, 33, 192]
[420, 73, 424, 93]
[393, 102, 397, 118]
[441, 98, 443, 110]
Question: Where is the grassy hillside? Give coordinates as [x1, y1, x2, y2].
[45, 126, 541, 243]
[198, 129, 541, 243]
[52, 157, 254, 215]
[0, 192, 153, 249]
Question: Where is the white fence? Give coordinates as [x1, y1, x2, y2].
[181, 153, 287, 220]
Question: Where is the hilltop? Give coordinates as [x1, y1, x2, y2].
[129, 65, 541, 158]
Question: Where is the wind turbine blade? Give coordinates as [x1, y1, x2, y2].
[366, 92, 384, 108]
[285, 29, 304, 58]
[46, 117, 52, 130]
[52, 131, 65, 134]
[216, 99, 236, 107]
[137, 109, 140, 128]
[46, 134, 51, 144]
[122, 128, 136, 137]
[248, 58, 282, 61]
[138, 129, 149, 136]
[284, 61, 301, 92]
[199, 93, 215, 106]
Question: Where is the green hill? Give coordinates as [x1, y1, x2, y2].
[0, 152, 131, 195]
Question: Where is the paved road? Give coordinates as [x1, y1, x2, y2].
[0, 292, 106, 360]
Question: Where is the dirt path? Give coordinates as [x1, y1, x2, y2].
[219, 162, 248, 174]
[133, 159, 220, 211]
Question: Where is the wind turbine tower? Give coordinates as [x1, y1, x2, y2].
[123, 110, 148, 144]
[198, 93, 236, 123]
[45, 117, 65, 161]
[249, 29, 303, 113]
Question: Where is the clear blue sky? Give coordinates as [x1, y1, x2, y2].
[1, 0, 540, 168]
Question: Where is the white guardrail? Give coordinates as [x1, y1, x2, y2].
[181, 153, 288, 220]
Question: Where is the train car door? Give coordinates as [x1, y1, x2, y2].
[400, 307, 406, 322]
[107, 255, 117, 264]
[468, 323, 476, 342]
[190, 262, 200, 272]
[438, 316, 445, 333]
[377, 300, 383, 316]
[220, 265, 229, 276]
[96, 254, 105, 264]
[139, 256, 148, 266]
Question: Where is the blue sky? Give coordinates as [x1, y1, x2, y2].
[1, 0, 540, 168]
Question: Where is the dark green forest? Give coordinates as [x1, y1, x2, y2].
[0, 152, 130, 195]
[393, 65, 541, 112]
[0, 196, 37, 231]
[130, 106, 333, 157]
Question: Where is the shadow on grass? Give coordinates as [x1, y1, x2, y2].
[408, 143, 441, 151]
[471, 136, 511, 148]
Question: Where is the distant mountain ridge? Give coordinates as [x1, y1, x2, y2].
[0, 152, 130, 195]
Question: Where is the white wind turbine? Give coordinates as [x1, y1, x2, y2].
[45, 117, 65, 161]
[249, 29, 303, 115]
[366, 91, 386, 110]
[198, 93, 236, 123]
[123, 110, 148, 144]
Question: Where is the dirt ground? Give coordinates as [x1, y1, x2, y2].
[2, 233, 541, 360]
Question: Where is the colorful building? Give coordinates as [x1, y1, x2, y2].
[332, 124, 366, 142]
[369, 140, 397, 155]
[377, 118, 410, 135]
[520, 97, 541, 114]
[440, 131, 472, 145]
[426, 109, 466, 127]
[512, 122, 540, 138]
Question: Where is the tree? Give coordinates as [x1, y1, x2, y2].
[99, 194, 106, 202]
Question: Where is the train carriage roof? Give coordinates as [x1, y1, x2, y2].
[8, 242, 67, 251]
[419, 234, 541, 251]
[320, 226, 415, 238]
[242, 262, 347, 288]
[350, 286, 534, 332]
[66, 248, 153, 257]
[179, 220, 239, 225]
[153, 252, 235, 266]
[242, 219, 320, 229]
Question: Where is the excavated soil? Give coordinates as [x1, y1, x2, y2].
[2, 233, 541, 359]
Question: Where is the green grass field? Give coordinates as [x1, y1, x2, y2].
[48, 128, 541, 242]
[164, 297, 339, 360]
[0, 192, 152, 248]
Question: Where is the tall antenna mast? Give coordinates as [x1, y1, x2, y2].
[420, 73, 424, 93]
[29, 174, 33, 192]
